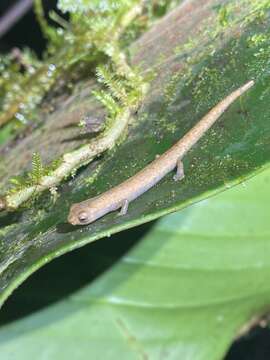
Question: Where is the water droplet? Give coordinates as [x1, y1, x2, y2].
[15, 112, 26, 123]
[49, 64, 56, 72]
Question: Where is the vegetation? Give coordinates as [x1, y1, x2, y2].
[0, 0, 270, 359]
[0, 0, 152, 209]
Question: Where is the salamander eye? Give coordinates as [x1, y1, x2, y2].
[78, 211, 89, 223]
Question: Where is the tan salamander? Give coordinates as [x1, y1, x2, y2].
[68, 80, 254, 225]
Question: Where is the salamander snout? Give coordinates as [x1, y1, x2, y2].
[67, 202, 102, 225]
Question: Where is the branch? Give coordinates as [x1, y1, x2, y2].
[3, 74, 148, 211]
[4, 108, 132, 210]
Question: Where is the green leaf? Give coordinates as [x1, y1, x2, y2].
[0, 0, 270, 308]
[1, 162, 270, 359]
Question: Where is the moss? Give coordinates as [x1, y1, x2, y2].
[0, 0, 154, 210]
[160, 0, 270, 123]
[0, 0, 175, 137]
[247, 33, 268, 46]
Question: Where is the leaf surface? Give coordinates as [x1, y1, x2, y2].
[1, 161, 270, 360]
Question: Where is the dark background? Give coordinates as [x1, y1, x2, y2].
[0, 0, 57, 55]
[0, 1, 270, 359]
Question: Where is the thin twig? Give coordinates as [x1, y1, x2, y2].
[0, 0, 34, 38]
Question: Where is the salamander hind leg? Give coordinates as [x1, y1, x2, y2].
[173, 159, 185, 181]
[119, 199, 129, 216]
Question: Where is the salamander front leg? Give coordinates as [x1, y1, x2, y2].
[173, 159, 185, 181]
[119, 199, 129, 216]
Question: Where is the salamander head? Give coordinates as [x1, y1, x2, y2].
[68, 199, 105, 226]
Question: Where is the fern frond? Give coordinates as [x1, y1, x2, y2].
[29, 152, 44, 184]
[96, 65, 127, 101]
[92, 89, 120, 116]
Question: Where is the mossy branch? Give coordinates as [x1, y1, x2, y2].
[0, 0, 149, 211]
[3, 108, 131, 210]
[2, 73, 148, 210]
